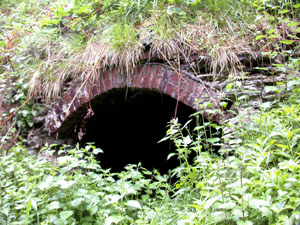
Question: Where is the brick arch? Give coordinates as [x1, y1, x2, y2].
[45, 64, 220, 134]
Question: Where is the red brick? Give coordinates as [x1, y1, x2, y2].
[69, 103, 77, 114]
[150, 77, 160, 89]
[103, 74, 111, 91]
[142, 72, 152, 88]
[61, 112, 67, 121]
[187, 94, 196, 107]
[165, 83, 176, 98]
[170, 73, 179, 84]
[69, 87, 77, 100]
[186, 80, 196, 92]
[159, 79, 168, 92]
[120, 74, 128, 87]
[46, 64, 226, 135]
[110, 70, 117, 88]
[136, 66, 144, 76]
[179, 89, 190, 105]
[63, 93, 70, 101]
[55, 103, 62, 114]
[162, 69, 170, 81]
[134, 75, 143, 88]
[155, 66, 163, 77]
[91, 85, 99, 98]
[81, 92, 89, 103]
[143, 65, 152, 77]
[175, 84, 182, 99]
[47, 121, 56, 133]
[195, 86, 204, 98]
[99, 73, 106, 94]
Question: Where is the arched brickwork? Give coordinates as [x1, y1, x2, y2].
[45, 64, 220, 134]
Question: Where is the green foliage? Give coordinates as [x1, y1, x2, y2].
[1, 1, 300, 224]
[2, 86, 300, 224]
[253, 0, 300, 18]
[158, 86, 300, 224]
[103, 22, 138, 49]
[0, 143, 172, 224]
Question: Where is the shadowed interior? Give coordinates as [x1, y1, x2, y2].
[80, 87, 196, 173]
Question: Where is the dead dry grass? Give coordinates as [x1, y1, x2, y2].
[27, 14, 263, 102]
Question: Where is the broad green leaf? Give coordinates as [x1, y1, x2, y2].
[71, 198, 84, 207]
[226, 83, 234, 91]
[278, 214, 289, 222]
[105, 215, 124, 225]
[220, 101, 228, 108]
[267, 29, 276, 34]
[59, 211, 73, 220]
[183, 135, 192, 146]
[256, 35, 266, 40]
[232, 209, 243, 219]
[207, 137, 220, 144]
[127, 200, 141, 209]
[279, 9, 289, 14]
[49, 201, 60, 210]
[107, 194, 121, 204]
[89, 206, 98, 215]
[264, 86, 278, 92]
[218, 202, 236, 209]
[268, 15, 275, 21]
[237, 221, 253, 225]
[278, 190, 288, 196]
[55, 7, 69, 18]
[93, 148, 103, 154]
[57, 179, 75, 189]
[293, 3, 300, 8]
[17, 120, 24, 128]
[249, 199, 268, 209]
[287, 79, 300, 89]
[276, 144, 289, 150]
[190, 0, 201, 6]
[269, 34, 280, 38]
[288, 22, 298, 27]
[31, 199, 37, 211]
[21, 110, 28, 117]
[277, 151, 292, 158]
[280, 40, 295, 45]
[204, 197, 218, 209]
[38, 176, 53, 190]
[167, 153, 176, 160]
[188, 204, 202, 211]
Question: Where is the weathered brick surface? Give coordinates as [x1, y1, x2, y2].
[45, 64, 221, 134]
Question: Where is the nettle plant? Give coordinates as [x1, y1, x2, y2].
[254, 0, 300, 94]
[0, 143, 174, 225]
[159, 88, 300, 224]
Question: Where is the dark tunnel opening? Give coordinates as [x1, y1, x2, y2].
[78, 88, 201, 173]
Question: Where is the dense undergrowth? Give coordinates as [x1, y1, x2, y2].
[1, 0, 300, 224]
[1, 87, 300, 224]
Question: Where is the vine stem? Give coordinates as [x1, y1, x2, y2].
[240, 164, 245, 221]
